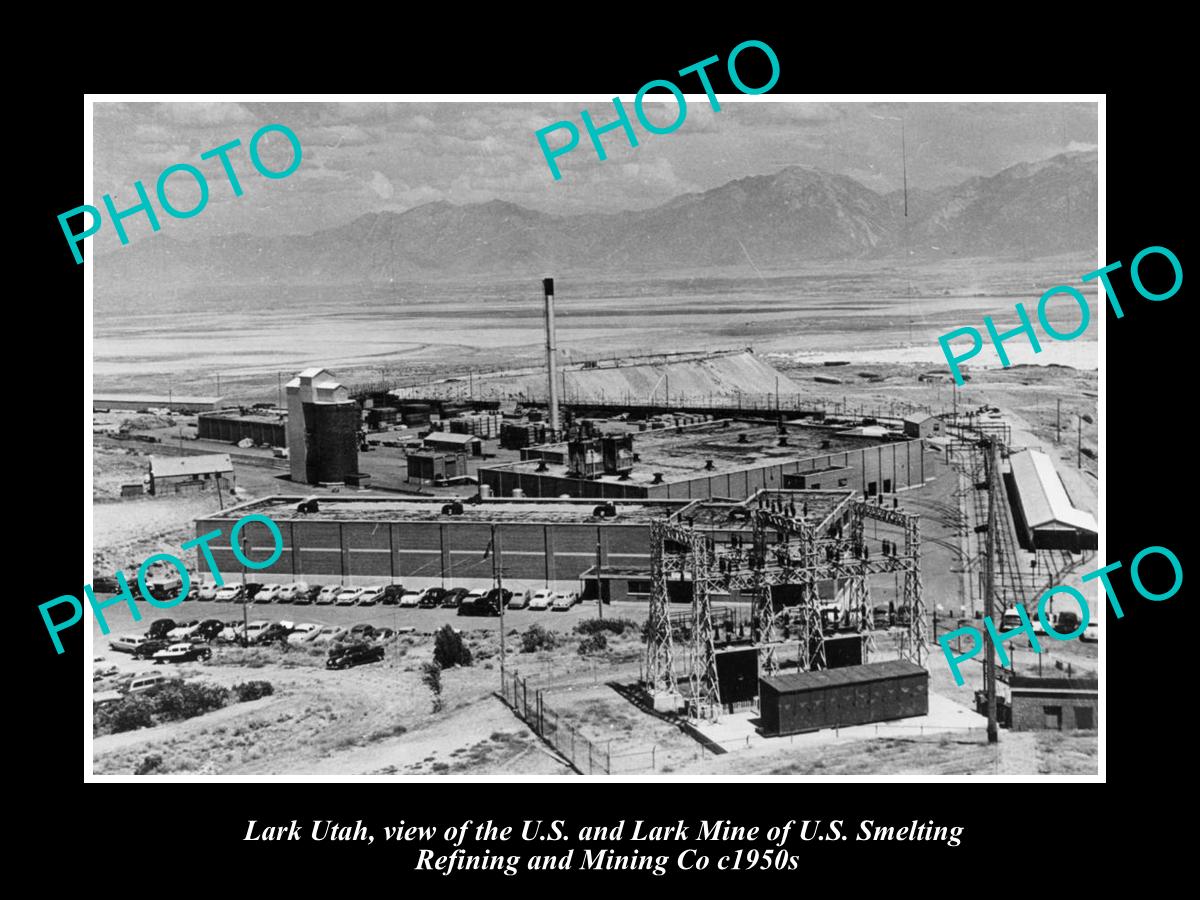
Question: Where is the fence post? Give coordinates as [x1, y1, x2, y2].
[522, 680, 528, 719]
[588, 741, 593, 774]
[652, 745, 656, 771]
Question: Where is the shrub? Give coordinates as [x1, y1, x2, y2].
[104, 695, 155, 733]
[578, 633, 609, 656]
[154, 682, 231, 720]
[575, 617, 640, 637]
[134, 754, 163, 775]
[433, 625, 472, 668]
[421, 661, 444, 713]
[233, 681, 275, 703]
[520, 624, 558, 653]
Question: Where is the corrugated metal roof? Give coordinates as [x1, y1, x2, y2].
[903, 414, 936, 425]
[150, 454, 233, 478]
[1009, 449, 1097, 534]
[761, 659, 926, 693]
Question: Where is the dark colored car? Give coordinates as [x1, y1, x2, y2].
[348, 623, 377, 640]
[146, 619, 177, 640]
[458, 597, 500, 617]
[242, 583, 265, 601]
[326, 643, 385, 669]
[440, 587, 471, 608]
[421, 587, 449, 609]
[253, 623, 293, 645]
[486, 588, 513, 607]
[380, 585, 407, 606]
[294, 585, 321, 606]
[92, 575, 121, 593]
[133, 639, 172, 660]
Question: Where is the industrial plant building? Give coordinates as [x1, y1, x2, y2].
[193, 495, 691, 590]
[197, 409, 287, 447]
[480, 420, 939, 501]
[1008, 674, 1097, 731]
[1006, 448, 1098, 551]
[285, 368, 360, 485]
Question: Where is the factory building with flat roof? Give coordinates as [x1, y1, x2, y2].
[194, 495, 692, 592]
[479, 419, 939, 501]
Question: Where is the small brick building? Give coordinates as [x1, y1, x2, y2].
[1009, 674, 1098, 731]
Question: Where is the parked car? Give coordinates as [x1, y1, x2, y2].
[452, 589, 484, 609]
[133, 639, 173, 660]
[243, 621, 271, 642]
[397, 591, 423, 608]
[93, 664, 119, 681]
[254, 584, 284, 604]
[459, 596, 499, 617]
[486, 588, 513, 607]
[1000, 607, 1023, 631]
[358, 586, 384, 606]
[196, 619, 225, 641]
[422, 587, 450, 609]
[92, 575, 121, 593]
[214, 584, 243, 603]
[326, 643, 385, 670]
[373, 628, 397, 644]
[507, 589, 532, 610]
[286, 623, 322, 644]
[217, 620, 246, 642]
[348, 623, 377, 640]
[253, 623, 293, 645]
[528, 589, 555, 611]
[153, 643, 213, 663]
[440, 587, 471, 608]
[128, 673, 167, 694]
[243, 583, 265, 601]
[316, 585, 343, 605]
[311, 625, 347, 645]
[277, 582, 309, 604]
[1081, 620, 1099, 643]
[293, 584, 319, 606]
[380, 585, 407, 606]
[1055, 611, 1082, 634]
[551, 591, 580, 611]
[336, 587, 367, 606]
[110, 634, 148, 654]
[196, 581, 219, 601]
[146, 619, 178, 640]
[167, 620, 202, 640]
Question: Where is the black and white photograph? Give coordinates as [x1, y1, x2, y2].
[85, 96, 1101, 779]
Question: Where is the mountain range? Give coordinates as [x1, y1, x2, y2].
[95, 150, 1096, 285]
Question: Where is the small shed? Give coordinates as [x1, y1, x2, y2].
[424, 431, 483, 456]
[903, 414, 944, 439]
[759, 660, 928, 735]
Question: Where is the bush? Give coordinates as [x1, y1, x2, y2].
[578, 633, 609, 656]
[232, 681, 275, 703]
[433, 625, 472, 668]
[574, 617, 640, 637]
[520, 624, 558, 654]
[103, 695, 155, 733]
[421, 662, 444, 713]
[154, 682, 231, 720]
[134, 754, 163, 775]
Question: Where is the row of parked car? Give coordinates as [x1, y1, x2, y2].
[107, 616, 407, 666]
[186, 581, 583, 613]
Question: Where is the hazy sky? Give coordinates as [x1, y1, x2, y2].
[91, 100, 1097, 249]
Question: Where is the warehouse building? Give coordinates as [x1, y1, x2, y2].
[94, 393, 222, 413]
[424, 431, 483, 456]
[406, 450, 470, 485]
[1006, 448, 1098, 551]
[480, 420, 938, 501]
[758, 660, 929, 736]
[286, 368, 360, 485]
[193, 495, 692, 591]
[197, 409, 287, 446]
[149, 454, 234, 496]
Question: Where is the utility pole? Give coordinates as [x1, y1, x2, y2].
[492, 523, 506, 684]
[983, 439, 999, 744]
[240, 529, 249, 647]
[595, 539, 604, 620]
[1056, 398, 1061, 444]
[278, 372, 283, 410]
[1077, 413, 1083, 468]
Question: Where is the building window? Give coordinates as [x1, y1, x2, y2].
[1075, 706, 1094, 730]
[838, 478, 848, 487]
[628, 580, 652, 595]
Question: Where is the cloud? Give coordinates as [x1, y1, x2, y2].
[155, 102, 258, 126]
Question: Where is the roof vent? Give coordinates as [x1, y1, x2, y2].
[536, 460, 549, 472]
[737, 433, 748, 444]
[651, 472, 664, 484]
[704, 459, 714, 470]
[778, 436, 788, 446]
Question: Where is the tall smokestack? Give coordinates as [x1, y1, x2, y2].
[543, 276, 560, 437]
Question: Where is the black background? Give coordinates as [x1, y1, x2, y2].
[25, 26, 1185, 877]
